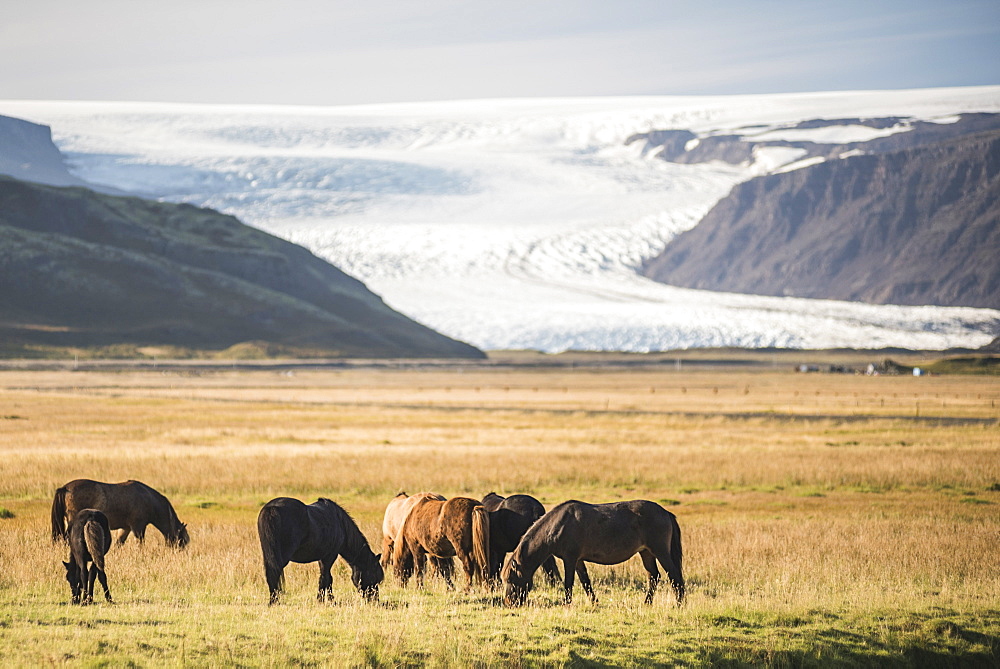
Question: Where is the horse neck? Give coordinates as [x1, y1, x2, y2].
[336, 511, 372, 565]
[512, 526, 554, 578]
[152, 501, 180, 538]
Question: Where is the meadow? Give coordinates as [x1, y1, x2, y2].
[0, 357, 998, 667]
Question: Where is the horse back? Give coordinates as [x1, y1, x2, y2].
[68, 509, 111, 560]
[397, 496, 451, 552]
[481, 492, 506, 512]
[384, 492, 445, 539]
[382, 493, 409, 537]
[258, 497, 313, 563]
[61, 480, 113, 525]
[440, 497, 487, 546]
[63, 479, 162, 529]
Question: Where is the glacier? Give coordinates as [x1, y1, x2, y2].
[2, 87, 1000, 352]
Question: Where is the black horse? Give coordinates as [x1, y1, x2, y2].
[257, 497, 384, 605]
[503, 499, 684, 607]
[63, 509, 113, 605]
[482, 492, 560, 587]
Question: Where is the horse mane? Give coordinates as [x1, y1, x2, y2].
[315, 498, 370, 561]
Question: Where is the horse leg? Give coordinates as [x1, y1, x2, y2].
[85, 562, 97, 605]
[410, 547, 428, 589]
[639, 550, 660, 604]
[457, 550, 479, 591]
[541, 556, 561, 588]
[264, 558, 286, 605]
[380, 536, 393, 567]
[488, 549, 502, 588]
[576, 562, 598, 604]
[94, 565, 112, 603]
[654, 544, 685, 604]
[561, 556, 577, 604]
[88, 564, 111, 602]
[431, 556, 455, 589]
[317, 559, 335, 602]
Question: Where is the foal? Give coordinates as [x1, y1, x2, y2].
[63, 509, 113, 605]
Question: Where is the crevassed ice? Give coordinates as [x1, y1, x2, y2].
[2, 89, 999, 352]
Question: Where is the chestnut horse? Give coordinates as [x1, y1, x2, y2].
[380, 492, 445, 564]
[52, 479, 189, 548]
[393, 496, 490, 590]
[381, 491, 454, 583]
[503, 499, 684, 606]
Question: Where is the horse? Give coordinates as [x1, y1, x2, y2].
[257, 497, 384, 605]
[63, 508, 113, 605]
[392, 496, 490, 590]
[51, 479, 189, 549]
[380, 491, 454, 583]
[503, 499, 684, 607]
[481, 492, 560, 587]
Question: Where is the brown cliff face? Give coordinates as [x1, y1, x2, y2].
[642, 131, 1000, 309]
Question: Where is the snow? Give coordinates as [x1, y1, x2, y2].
[2, 87, 999, 352]
[742, 123, 910, 144]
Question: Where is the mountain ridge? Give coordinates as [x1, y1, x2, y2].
[642, 129, 1000, 309]
[0, 174, 484, 358]
[3, 90, 999, 352]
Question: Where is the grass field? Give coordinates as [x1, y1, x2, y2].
[0, 357, 998, 667]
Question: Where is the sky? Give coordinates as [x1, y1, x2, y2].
[3, 0, 999, 106]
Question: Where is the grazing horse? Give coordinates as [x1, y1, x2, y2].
[63, 509, 113, 605]
[482, 492, 560, 587]
[51, 479, 189, 548]
[393, 496, 490, 590]
[257, 497, 384, 605]
[503, 500, 684, 607]
[381, 492, 441, 565]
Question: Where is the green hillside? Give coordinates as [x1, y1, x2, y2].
[0, 175, 483, 359]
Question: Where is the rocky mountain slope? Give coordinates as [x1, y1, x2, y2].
[0, 114, 107, 190]
[642, 129, 1000, 310]
[0, 175, 484, 358]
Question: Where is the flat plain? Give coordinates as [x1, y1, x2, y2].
[0, 355, 998, 667]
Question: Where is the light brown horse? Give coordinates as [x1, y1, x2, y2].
[392, 496, 491, 590]
[51, 479, 189, 548]
[380, 491, 446, 566]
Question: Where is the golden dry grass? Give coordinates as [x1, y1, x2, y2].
[0, 362, 998, 666]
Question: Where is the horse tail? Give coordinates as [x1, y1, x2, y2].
[668, 516, 685, 603]
[51, 487, 68, 543]
[471, 505, 491, 585]
[257, 505, 285, 600]
[84, 520, 107, 572]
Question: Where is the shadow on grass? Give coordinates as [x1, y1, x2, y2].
[697, 612, 1000, 668]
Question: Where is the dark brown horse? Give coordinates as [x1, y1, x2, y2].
[482, 492, 560, 587]
[51, 479, 189, 548]
[63, 508, 113, 605]
[393, 496, 490, 590]
[257, 497, 383, 605]
[503, 500, 684, 606]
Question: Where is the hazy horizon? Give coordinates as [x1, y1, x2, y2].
[4, 1, 998, 106]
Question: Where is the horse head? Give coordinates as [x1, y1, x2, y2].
[169, 522, 190, 549]
[502, 557, 530, 607]
[352, 550, 384, 602]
